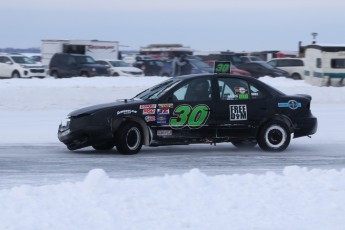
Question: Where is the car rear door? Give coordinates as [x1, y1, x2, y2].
[214, 77, 272, 138]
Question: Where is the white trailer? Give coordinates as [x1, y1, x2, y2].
[41, 39, 119, 67]
[303, 44, 345, 86]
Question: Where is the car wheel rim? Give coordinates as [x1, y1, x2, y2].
[265, 125, 286, 148]
[126, 127, 141, 150]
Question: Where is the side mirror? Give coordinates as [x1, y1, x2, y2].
[6, 61, 13, 65]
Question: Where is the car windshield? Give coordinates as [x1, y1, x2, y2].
[75, 56, 96, 64]
[250, 56, 263, 61]
[190, 59, 210, 68]
[11, 56, 36, 64]
[133, 78, 182, 100]
[109, 60, 130, 67]
[258, 62, 275, 69]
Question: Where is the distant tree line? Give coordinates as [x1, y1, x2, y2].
[0, 47, 40, 53]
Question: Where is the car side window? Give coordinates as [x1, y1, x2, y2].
[172, 78, 212, 102]
[218, 78, 250, 100]
[249, 84, 266, 99]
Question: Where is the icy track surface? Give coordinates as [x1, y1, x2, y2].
[1, 76, 345, 229]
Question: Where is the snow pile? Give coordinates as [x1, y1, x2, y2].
[1, 167, 345, 230]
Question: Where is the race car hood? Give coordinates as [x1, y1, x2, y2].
[68, 99, 139, 117]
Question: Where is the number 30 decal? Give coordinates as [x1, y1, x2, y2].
[170, 104, 210, 129]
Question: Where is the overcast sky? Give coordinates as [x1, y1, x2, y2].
[1, 0, 345, 52]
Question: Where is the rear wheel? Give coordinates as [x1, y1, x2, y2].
[291, 73, 301, 80]
[115, 122, 143, 154]
[112, 72, 119, 76]
[257, 121, 291, 152]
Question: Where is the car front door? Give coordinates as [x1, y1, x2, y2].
[154, 77, 217, 141]
[214, 77, 272, 138]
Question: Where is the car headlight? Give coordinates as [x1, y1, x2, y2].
[60, 117, 71, 129]
[20, 64, 29, 68]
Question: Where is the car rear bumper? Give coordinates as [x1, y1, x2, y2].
[293, 116, 318, 138]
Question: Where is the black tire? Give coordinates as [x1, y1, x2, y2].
[92, 142, 115, 151]
[112, 72, 120, 77]
[257, 121, 291, 152]
[291, 73, 302, 80]
[51, 71, 59, 78]
[115, 122, 143, 154]
[232, 140, 257, 149]
[12, 71, 21, 78]
[80, 72, 89, 77]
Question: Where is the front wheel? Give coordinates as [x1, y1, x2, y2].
[92, 142, 114, 151]
[12, 71, 21, 78]
[115, 122, 143, 154]
[257, 121, 291, 152]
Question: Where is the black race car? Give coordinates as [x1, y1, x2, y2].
[58, 74, 317, 154]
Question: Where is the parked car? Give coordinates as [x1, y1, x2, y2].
[266, 58, 305, 80]
[197, 53, 243, 66]
[95, 59, 143, 77]
[24, 53, 42, 63]
[237, 62, 289, 78]
[0, 53, 46, 78]
[160, 59, 213, 77]
[240, 56, 264, 63]
[133, 59, 165, 76]
[58, 73, 317, 154]
[49, 53, 109, 78]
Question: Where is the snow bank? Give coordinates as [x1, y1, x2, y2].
[1, 167, 345, 230]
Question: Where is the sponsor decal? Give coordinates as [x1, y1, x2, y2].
[251, 92, 259, 96]
[157, 130, 172, 136]
[230, 105, 247, 121]
[157, 108, 169, 114]
[143, 109, 156, 115]
[158, 103, 174, 108]
[140, 104, 157, 109]
[87, 45, 114, 50]
[156, 115, 168, 124]
[278, 100, 301, 110]
[145, 116, 155, 122]
[238, 94, 249, 100]
[170, 104, 210, 129]
[117, 110, 137, 115]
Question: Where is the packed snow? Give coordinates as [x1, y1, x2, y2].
[1, 75, 345, 230]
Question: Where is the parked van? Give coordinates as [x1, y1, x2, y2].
[267, 58, 305, 80]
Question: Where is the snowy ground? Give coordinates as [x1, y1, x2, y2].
[1, 76, 345, 229]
